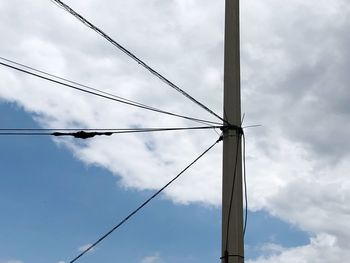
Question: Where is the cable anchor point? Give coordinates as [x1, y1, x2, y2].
[220, 124, 243, 135]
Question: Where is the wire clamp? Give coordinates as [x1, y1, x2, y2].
[216, 135, 224, 143]
[220, 251, 245, 262]
[220, 124, 243, 135]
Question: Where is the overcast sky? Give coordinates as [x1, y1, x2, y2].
[1, 0, 350, 262]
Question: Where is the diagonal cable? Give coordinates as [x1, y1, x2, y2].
[50, 0, 225, 123]
[67, 136, 223, 263]
[0, 60, 221, 126]
[0, 56, 163, 112]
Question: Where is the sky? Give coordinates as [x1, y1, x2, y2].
[0, 0, 349, 262]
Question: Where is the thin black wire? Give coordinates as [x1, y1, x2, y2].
[241, 116, 248, 237]
[68, 136, 222, 263]
[224, 132, 241, 253]
[0, 56, 211, 126]
[0, 56, 164, 113]
[0, 133, 53, 136]
[0, 61, 221, 126]
[0, 126, 221, 131]
[50, 0, 225, 124]
[0, 126, 222, 136]
[242, 132, 248, 237]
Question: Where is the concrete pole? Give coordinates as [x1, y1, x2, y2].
[221, 0, 244, 262]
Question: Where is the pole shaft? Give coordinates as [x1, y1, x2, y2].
[222, 0, 244, 262]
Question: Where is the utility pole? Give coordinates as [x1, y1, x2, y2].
[222, 0, 244, 262]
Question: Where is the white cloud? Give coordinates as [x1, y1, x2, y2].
[259, 243, 285, 255]
[141, 253, 164, 263]
[0, 0, 223, 206]
[1, 0, 350, 261]
[247, 233, 348, 263]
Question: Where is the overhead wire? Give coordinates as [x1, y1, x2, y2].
[67, 136, 223, 263]
[242, 132, 248, 237]
[50, 0, 225, 124]
[241, 122, 261, 237]
[0, 60, 221, 126]
[240, 114, 248, 237]
[0, 56, 162, 112]
[0, 126, 222, 138]
[0, 1, 256, 261]
[0, 126, 222, 131]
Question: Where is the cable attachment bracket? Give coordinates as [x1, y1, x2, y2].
[220, 250, 245, 262]
[220, 124, 244, 135]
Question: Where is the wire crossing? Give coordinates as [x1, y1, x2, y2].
[50, 0, 225, 124]
[67, 136, 223, 263]
[0, 60, 221, 126]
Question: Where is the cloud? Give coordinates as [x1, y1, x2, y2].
[0, 0, 223, 205]
[141, 253, 164, 263]
[1, 0, 350, 261]
[241, 0, 350, 163]
[247, 233, 348, 263]
[0, 261, 23, 263]
[240, 0, 350, 260]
